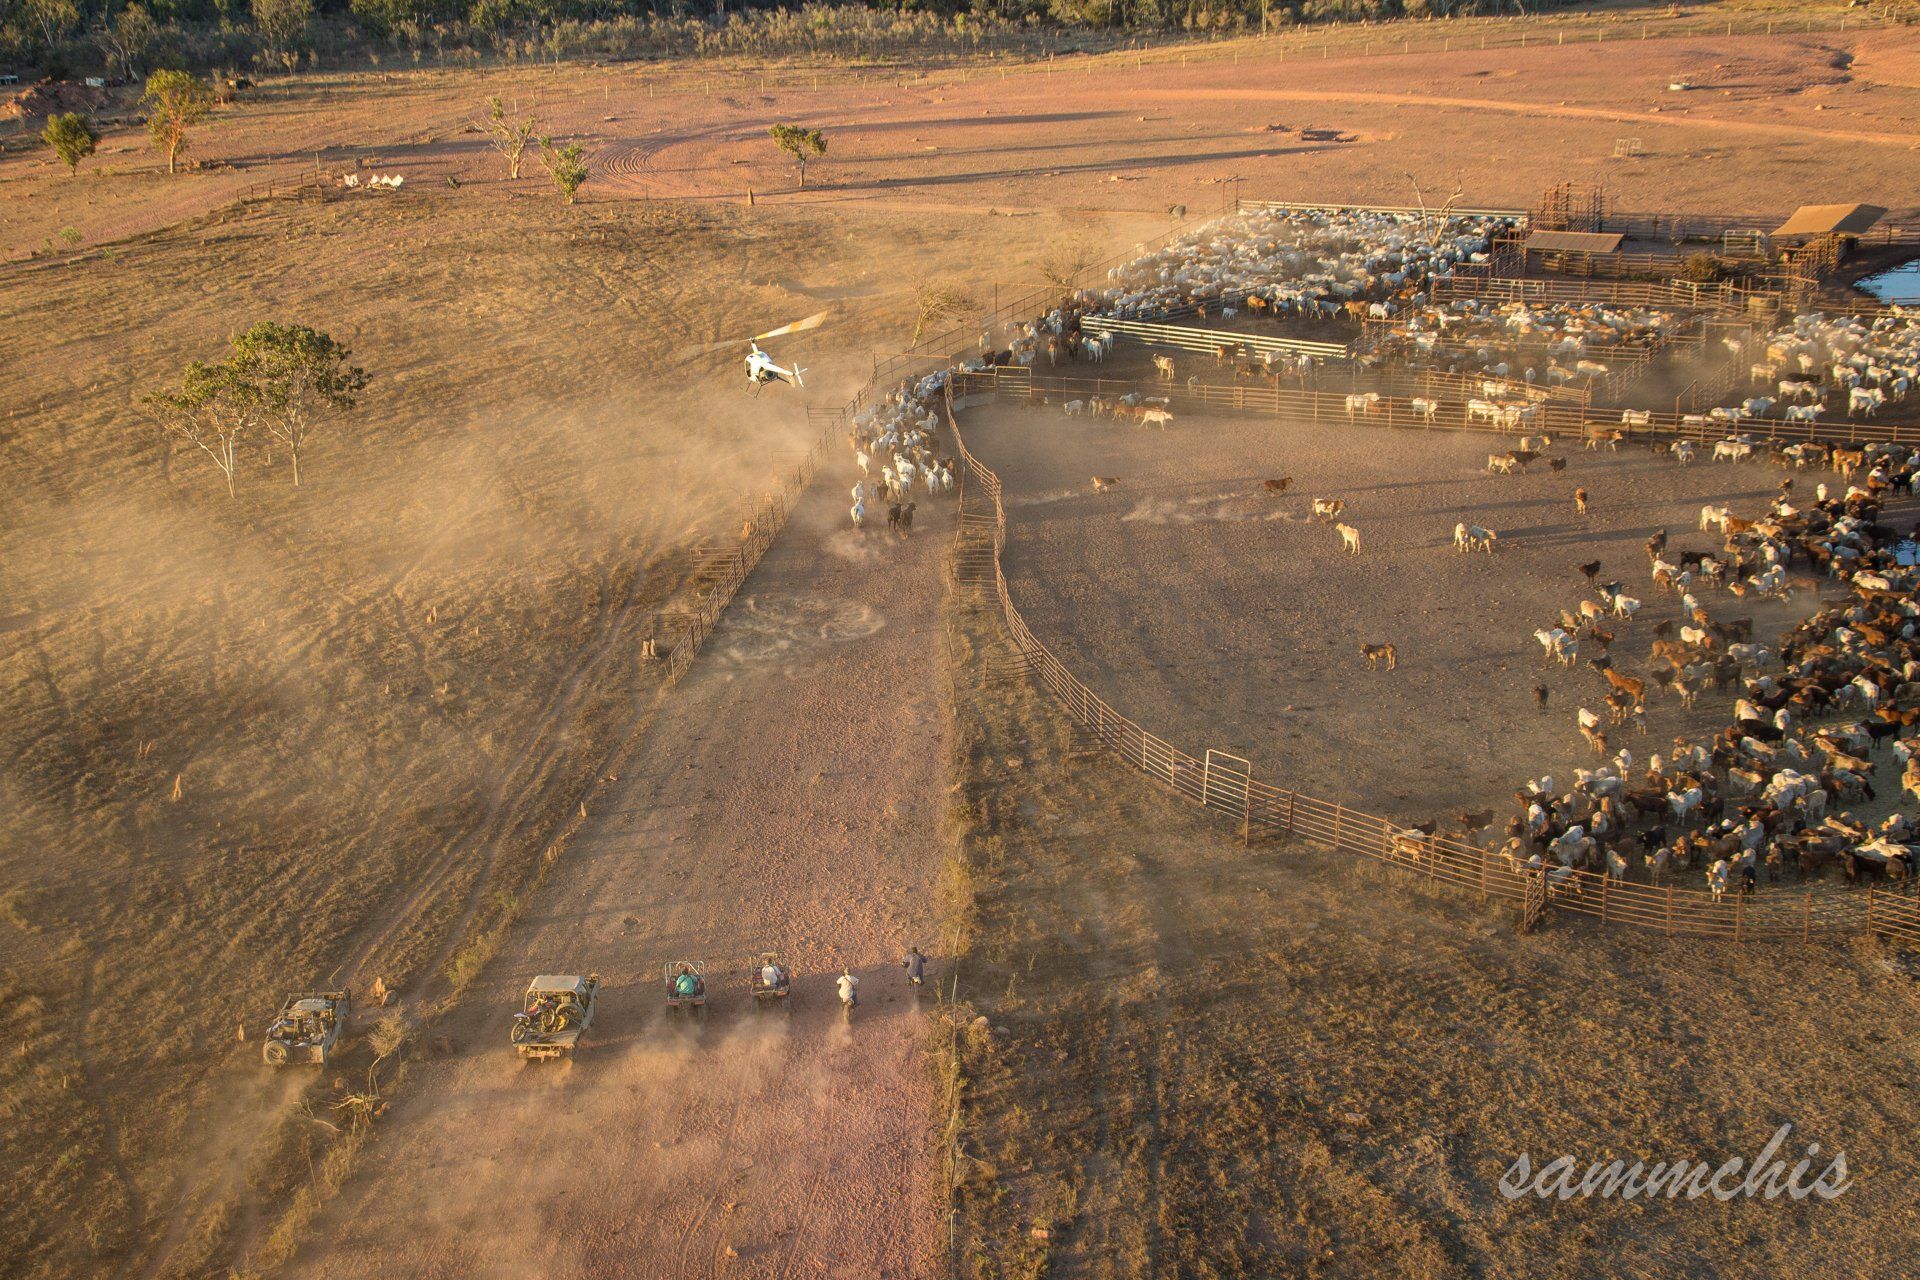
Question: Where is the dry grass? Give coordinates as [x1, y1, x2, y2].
[0, 175, 1084, 1277]
[0, 189, 734, 1278]
[941, 596, 1920, 1279]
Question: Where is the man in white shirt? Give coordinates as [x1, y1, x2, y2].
[836, 971, 859, 1008]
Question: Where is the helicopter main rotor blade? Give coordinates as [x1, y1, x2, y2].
[682, 310, 830, 360]
[749, 310, 829, 343]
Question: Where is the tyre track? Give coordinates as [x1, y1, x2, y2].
[325, 547, 679, 994]
[1134, 86, 1920, 147]
[672, 1053, 751, 1280]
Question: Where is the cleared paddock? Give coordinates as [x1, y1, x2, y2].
[957, 398, 1856, 826]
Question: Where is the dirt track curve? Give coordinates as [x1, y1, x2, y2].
[287, 475, 951, 1279]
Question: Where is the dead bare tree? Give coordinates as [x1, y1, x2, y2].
[1036, 234, 1099, 299]
[1405, 171, 1466, 246]
[910, 279, 976, 346]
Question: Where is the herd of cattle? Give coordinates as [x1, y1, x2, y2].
[1744, 310, 1920, 421]
[846, 372, 959, 534]
[1464, 437, 1920, 899]
[1087, 206, 1516, 323]
[1378, 296, 1677, 392]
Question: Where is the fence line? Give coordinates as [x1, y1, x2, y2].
[1431, 272, 1784, 314]
[1082, 314, 1349, 360]
[956, 365, 1920, 449]
[942, 380, 1920, 942]
[1254, 10, 1907, 67]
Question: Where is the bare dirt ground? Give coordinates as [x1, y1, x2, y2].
[941, 601, 1920, 1280]
[959, 399, 1862, 824]
[283, 481, 954, 1280]
[8, 11, 1920, 1278]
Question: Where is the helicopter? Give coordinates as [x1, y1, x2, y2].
[702, 310, 829, 393]
[745, 340, 803, 390]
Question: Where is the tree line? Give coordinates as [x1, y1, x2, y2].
[4, 2, 1594, 77]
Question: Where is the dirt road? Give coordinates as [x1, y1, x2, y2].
[287, 466, 952, 1278]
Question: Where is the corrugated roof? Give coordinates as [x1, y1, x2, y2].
[1525, 230, 1626, 254]
[1771, 204, 1887, 238]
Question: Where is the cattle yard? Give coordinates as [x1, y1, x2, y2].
[891, 185, 1920, 950]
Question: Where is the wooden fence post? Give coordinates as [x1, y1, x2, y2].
[1333, 803, 1345, 850]
[1735, 892, 1744, 943]
[1600, 873, 1609, 923]
[1867, 885, 1876, 937]
[1665, 885, 1673, 936]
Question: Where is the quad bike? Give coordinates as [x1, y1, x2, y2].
[750, 951, 793, 1015]
[665, 961, 708, 1019]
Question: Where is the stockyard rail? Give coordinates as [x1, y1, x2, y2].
[1081, 315, 1349, 362]
[1361, 365, 1576, 407]
[943, 374, 1920, 943]
[956, 366, 1920, 449]
[1430, 272, 1794, 315]
[1360, 317, 1702, 408]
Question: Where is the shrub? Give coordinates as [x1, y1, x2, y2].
[41, 111, 97, 175]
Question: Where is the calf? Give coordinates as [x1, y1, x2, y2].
[1360, 642, 1397, 671]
